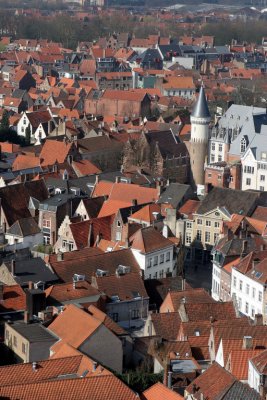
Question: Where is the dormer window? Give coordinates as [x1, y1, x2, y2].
[240, 137, 247, 154]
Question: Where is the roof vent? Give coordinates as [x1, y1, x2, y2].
[32, 362, 37, 372]
[96, 269, 108, 277]
[116, 265, 131, 276]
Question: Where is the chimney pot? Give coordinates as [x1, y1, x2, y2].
[24, 310, 30, 324]
[28, 281, 33, 290]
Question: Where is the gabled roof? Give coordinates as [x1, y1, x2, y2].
[251, 349, 267, 374]
[48, 304, 102, 348]
[158, 183, 193, 208]
[87, 305, 126, 336]
[7, 217, 41, 237]
[227, 349, 262, 380]
[160, 288, 213, 312]
[129, 203, 161, 224]
[182, 302, 236, 322]
[130, 226, 173, 253]
[39, 139, 74, 166]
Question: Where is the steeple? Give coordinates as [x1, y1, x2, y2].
[191, 86, 210, 119]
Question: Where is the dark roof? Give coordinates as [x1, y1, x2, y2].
[144, 277, 185, 309]
[191, 86, 210, 119]
[0, 179, 48, 226]
[222, 381, 260, 400]
[81, 196, 105, 218]
[4, 257, 58, 287]
[7, 217, 41, 237]
[144, 130, 189, 159]
[197, 187, 260, 216]
[8, 322, 58, 343]
[158, 183, 193, 208]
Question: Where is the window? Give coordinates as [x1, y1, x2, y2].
[186, 221, 192, 229]
[208, 173, 212, 178]
[166, 252, 170, 262]
[205, 231, 211, 243]
[240, 137, 247, 153]
[246, 178, 251, 186]
[218, 174, 222, 180]
[22, 343, 26, 354]
[251, 308, 255, 318]
[246, 284, 250, 295]
[186, 234, 191, 244]
[214, 221, 220, 228]
[206, 220, 211, 227]
[259, 291, 263, 302]
[160, 254, 164, 264]
[131, 309, 139, 319]
[211, 155, 215, 163]
[13, 336, 17, 347]
[43, 219, 51, 228]
[261, 152, 267, 160]
[252, 288, 256, 298]
[153, 256, 158, 266]
[23, 118, 27, 125]
[239, 280, 243, 291]
[218, 156, 222, 162]
[115, 231, 121, 241]
[112, 313, 118, 322]
[211, 143, 215, 151]
[196, 230, 202, 241]
[244, 166, 254, 174]
[238, 297, 242, 309]
[260, 186, 265, 191]
[5, 330, 9, 341]
[233, 276, 237, 288]
[147, 258, 152, 268]
[117, 220, 121, 227]
[214, 233, 219, 242]
[245, 302, 249, 314]
[197, 219, 202, 225]
[260, 175, 265, 182]
[218, 144, 223, 152]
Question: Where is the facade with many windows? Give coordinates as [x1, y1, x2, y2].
[241, 146, 267, 191]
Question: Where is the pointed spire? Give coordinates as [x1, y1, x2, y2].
[191, 85, 210, 119]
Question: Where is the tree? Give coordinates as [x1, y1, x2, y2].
[0, 110, 9, 132]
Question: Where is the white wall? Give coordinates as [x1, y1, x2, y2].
[212, 263, 221, 301]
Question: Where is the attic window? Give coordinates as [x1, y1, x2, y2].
[261, 152, 267, 160]
[195, 330, 200, 336]
[240, 137, 247, 154]
[111, 295, 120, 302]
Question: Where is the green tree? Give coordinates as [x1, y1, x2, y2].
[0, 110, 9, 132]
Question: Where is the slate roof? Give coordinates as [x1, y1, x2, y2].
[158, 183, 193, 208]
[9, 322, 58, 343]
[4, 257, 58, 287]
[196, 187, 260, 216]
[144, 276, 185, 309]
[7, 217, 41, 237]
[144, 130, 189, 159]
[222, 380, 260, 400]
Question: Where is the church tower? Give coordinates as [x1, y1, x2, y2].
[189, 86, 211, 188]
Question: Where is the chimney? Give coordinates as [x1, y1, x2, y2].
[254, 314, 263, 326]
[115, 176, 120, 183]
[243, 335, 253, 349]
[57, 252, 63, 262]
[167, 371, 172, 389]
[93, 361, 97, 372]
[24, 310, 30, 324]
[95, 175, 99, 184]
[11, 259, 16, 276]
[132, 199, 137, 206]
[28, 281, 33, 290]
[240, 240, 248, 258]
[0, 283, 3, 300]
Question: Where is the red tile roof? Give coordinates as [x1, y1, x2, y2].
[39, 139, 74, 166]
[227, 349, 263, 380]
[0, 375, 137, 400]
[0, 284, 26, 312]
[142, 382, 183, 400]
[45, 281, 100, 304]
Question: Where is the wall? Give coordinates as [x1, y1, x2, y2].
[80, 324, 123, 373]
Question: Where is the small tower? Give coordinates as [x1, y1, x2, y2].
[189, 86, 211, 188]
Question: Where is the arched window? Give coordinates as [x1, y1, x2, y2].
[240, 137, 247, 153]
